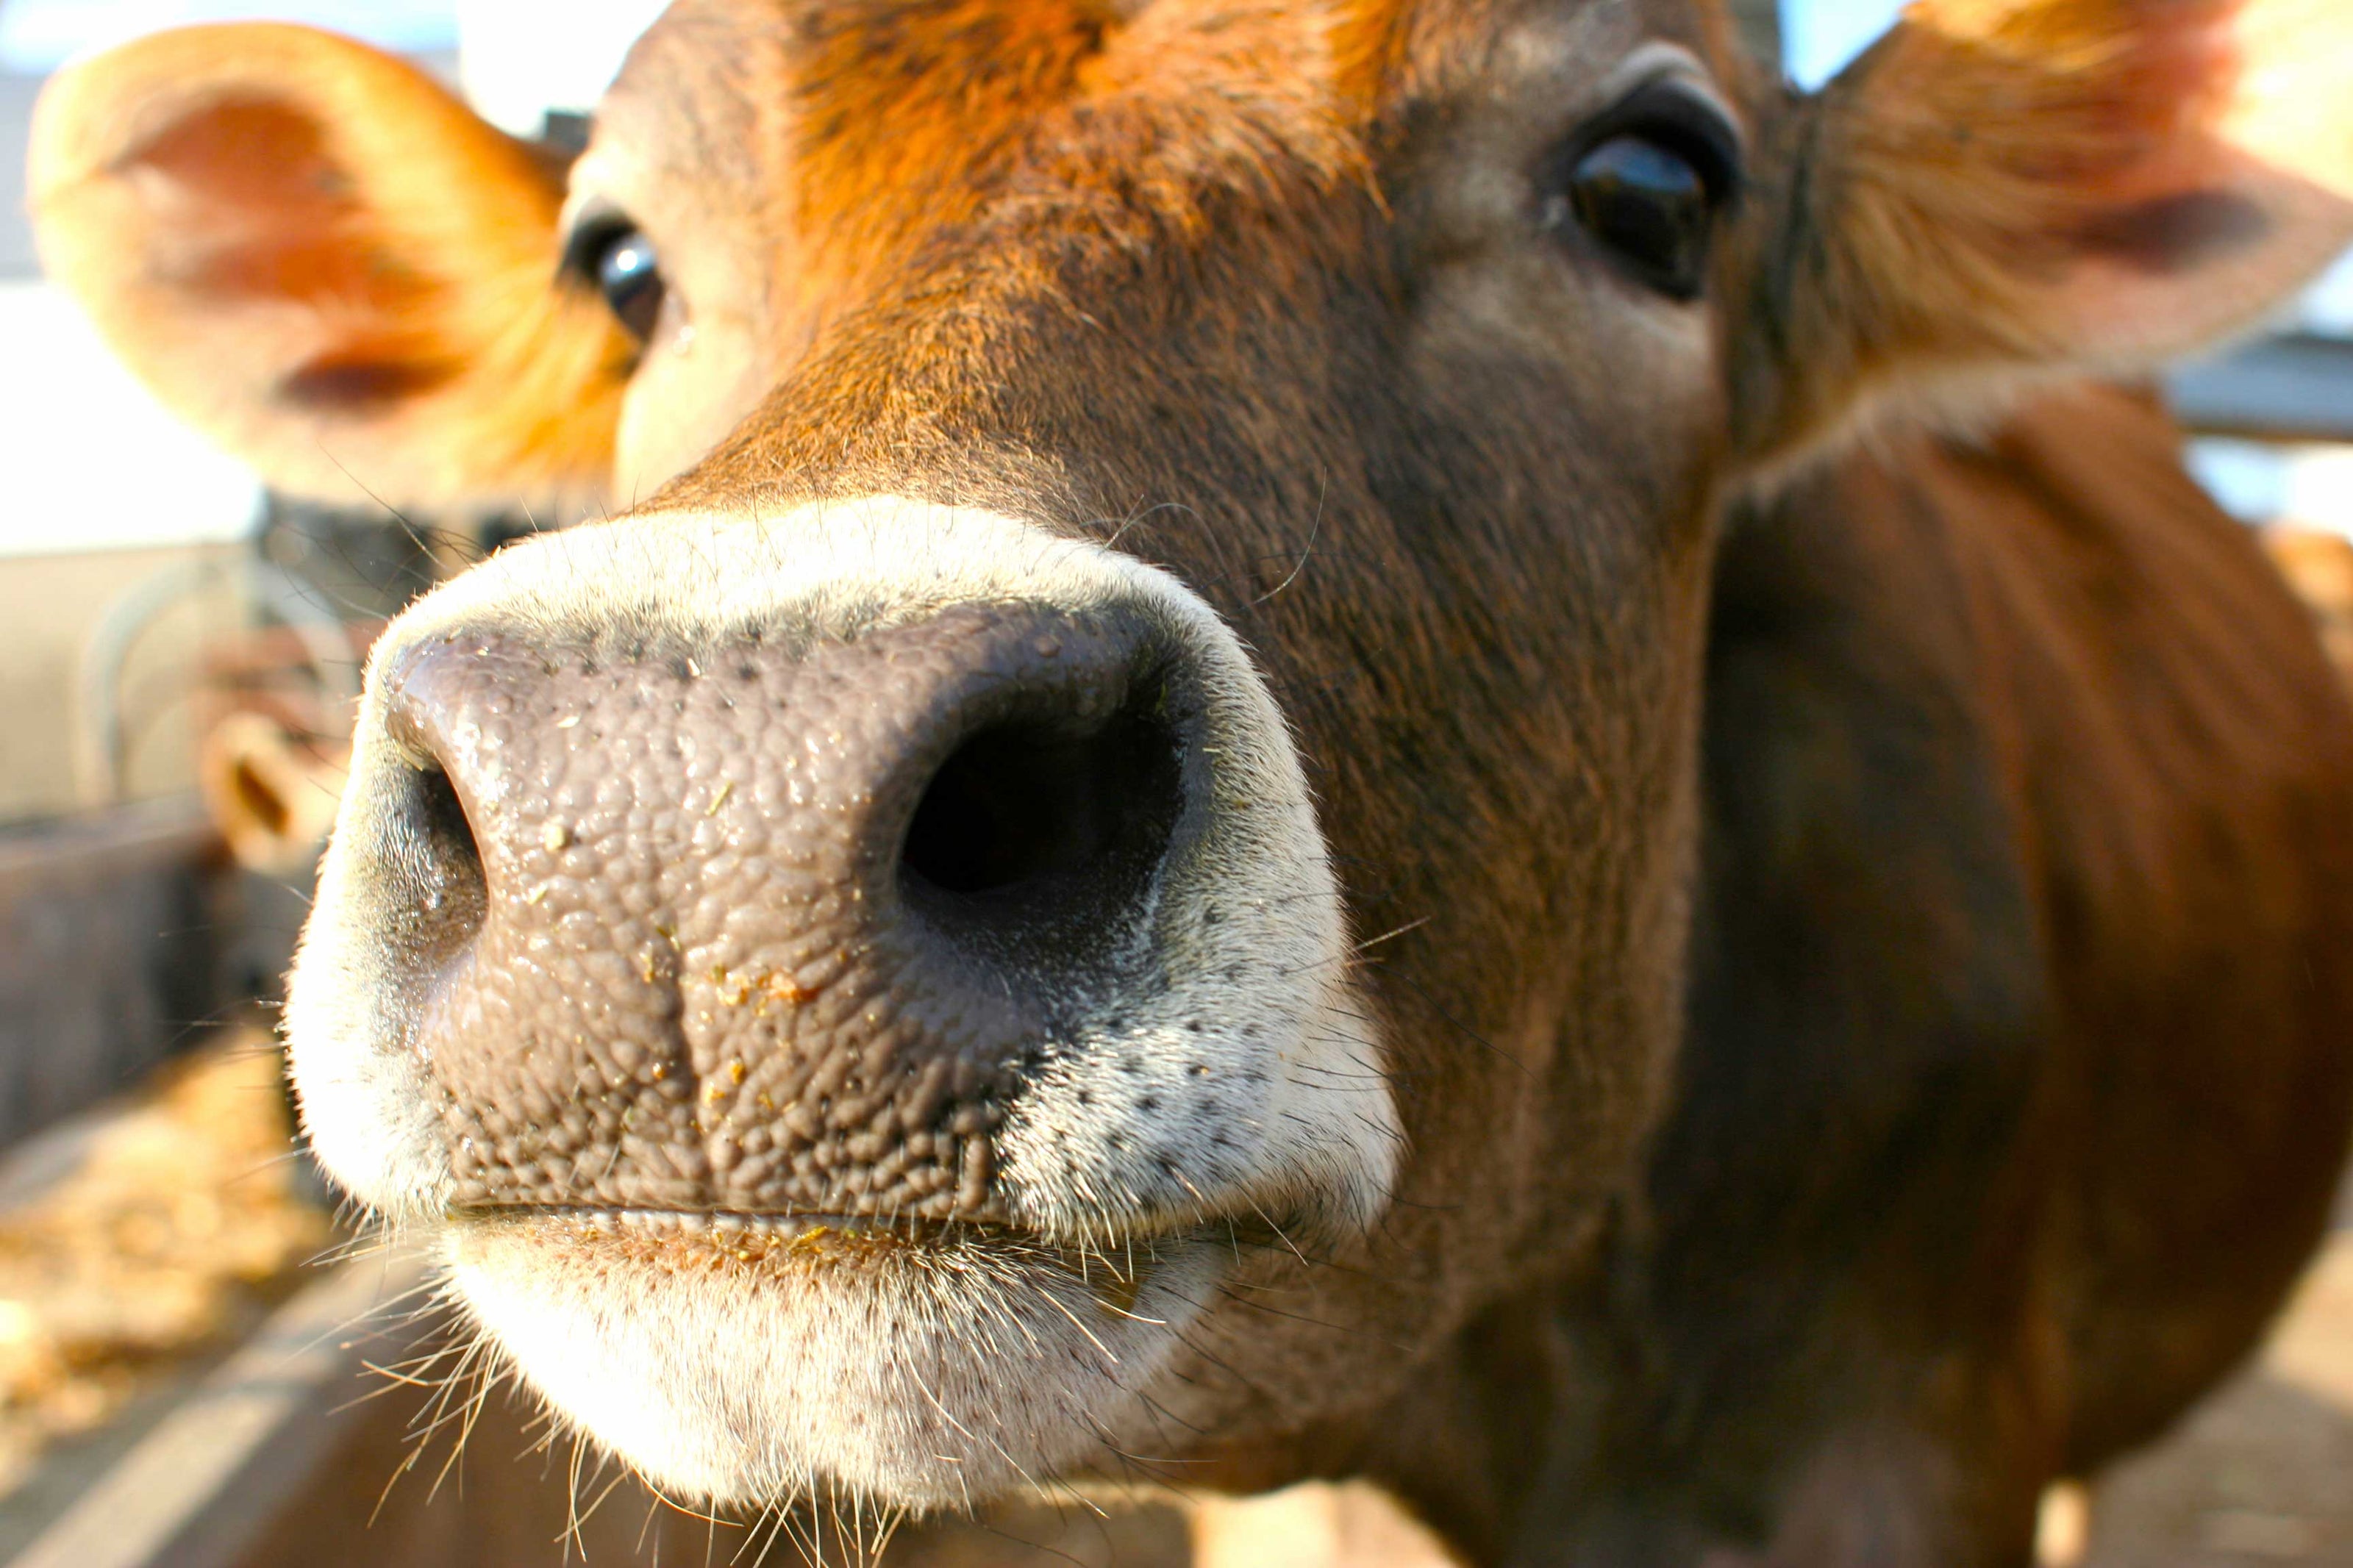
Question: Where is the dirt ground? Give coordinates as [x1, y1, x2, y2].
[2080, 1206, 2353, 1568]
[0, 1041, 327, 1528]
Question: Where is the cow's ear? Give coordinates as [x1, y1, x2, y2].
[29, 24, 631, 512]
[1728, 0, 2353, 462]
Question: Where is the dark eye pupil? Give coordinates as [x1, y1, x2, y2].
[594, 229, 665, 340]
[1565, 134, 1715, 299]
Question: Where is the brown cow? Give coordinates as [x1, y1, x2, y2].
[27, 1, 2353, 1562]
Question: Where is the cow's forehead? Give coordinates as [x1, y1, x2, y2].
[599, 1, 773, 190]
[601, 0, 1734, 170]
[575, 0, 1740, 495]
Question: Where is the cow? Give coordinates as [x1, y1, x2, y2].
[26, 0, 2353, 1561]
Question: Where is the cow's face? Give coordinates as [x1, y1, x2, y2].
[32, 0, 2352, 1523]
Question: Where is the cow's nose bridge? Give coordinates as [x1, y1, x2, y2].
[360, 596, 1201, 1218]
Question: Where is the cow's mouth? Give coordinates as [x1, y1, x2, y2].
[454, 1203, 1178, 1311]
[440, 1191, 1229, 1510]
[474, 1206, 1020, 1239]
[457, 1203, 1171, 1276]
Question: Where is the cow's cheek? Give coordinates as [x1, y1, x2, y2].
[613, 311, 773, 501]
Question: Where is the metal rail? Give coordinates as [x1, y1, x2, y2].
[72, 559, 364, 812]
[2168, 334, 2353, 445]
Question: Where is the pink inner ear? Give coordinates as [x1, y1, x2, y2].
[117, 95, 426, 313]
[2067, 189, 2272, 275]
[278, 350, 460, 410]
[114, 93, 454, 409]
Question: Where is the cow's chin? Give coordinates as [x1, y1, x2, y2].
[443, 1213, 1219, 1512]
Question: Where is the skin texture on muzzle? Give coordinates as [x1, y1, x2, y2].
[384, 598, 1184, 1220]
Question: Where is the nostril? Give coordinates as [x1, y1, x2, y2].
[402, 759, 489, 942]
[901, 679, 1185, 916]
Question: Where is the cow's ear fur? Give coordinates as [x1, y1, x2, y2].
[29, 24, 630, 512]
[1729, 0, 2353, 463]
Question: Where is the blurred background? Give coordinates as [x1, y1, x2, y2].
[0, 1, 2343, 1565]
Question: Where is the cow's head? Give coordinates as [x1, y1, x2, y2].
[31, 0, 2352, 1525]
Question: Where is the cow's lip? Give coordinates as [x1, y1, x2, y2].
[449, 1203, 1199, 1264]
[451, 1205, 1030, 1245]
[449, 1201, 1274, 1250]
[452, 1203, 1179, 1316]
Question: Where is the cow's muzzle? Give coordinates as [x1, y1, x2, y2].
[280, 499, 1397, 1506]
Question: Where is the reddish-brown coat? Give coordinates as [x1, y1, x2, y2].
[24, 1, 2353, 1561]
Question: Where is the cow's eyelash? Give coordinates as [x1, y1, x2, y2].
[1568, 79, 1745, 204]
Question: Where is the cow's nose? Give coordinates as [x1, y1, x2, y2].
[362, 602, 1193, 1217]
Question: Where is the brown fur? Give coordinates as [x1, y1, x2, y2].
[27, 1, 2353, 1562]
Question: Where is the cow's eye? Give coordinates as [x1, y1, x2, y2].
[563, 217, 667, 341]
[1547, 85, 1739, 301]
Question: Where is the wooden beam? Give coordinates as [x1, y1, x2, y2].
[0, 801, 229, 1152]
[2168, 334, 2353, 445]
